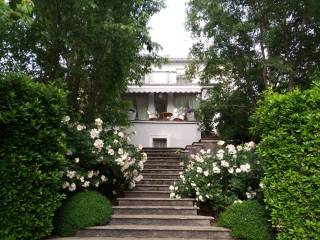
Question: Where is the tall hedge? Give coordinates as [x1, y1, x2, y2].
[0, 73, 67, 240]
[251, 81, 320, 239]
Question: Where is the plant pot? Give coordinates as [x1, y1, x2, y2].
[128, 111, 136, 120]
[186, 112, 195, 121]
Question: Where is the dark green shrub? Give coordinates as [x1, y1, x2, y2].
[55, 191, 113, 236]
[251, 81, 320, 239]
[219, 200, 274, 240]
[0, 73, 67, 240]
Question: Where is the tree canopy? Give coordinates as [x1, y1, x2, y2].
[0, 0, 164, 123]
[187, 0, 320, 140]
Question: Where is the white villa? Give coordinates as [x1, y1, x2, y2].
[126, 58, 206, 148]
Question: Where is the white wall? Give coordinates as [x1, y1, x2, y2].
[127, 121, 201, 148]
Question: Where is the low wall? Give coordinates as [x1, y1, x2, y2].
[127, 121, 201, 148]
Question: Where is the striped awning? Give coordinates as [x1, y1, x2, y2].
[127, 85, 202, 93]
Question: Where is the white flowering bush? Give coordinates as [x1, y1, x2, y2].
[62, 117, 146, 193]
[170, 141, 263, 211]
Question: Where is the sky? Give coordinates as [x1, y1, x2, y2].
[149, 0, 192, 58]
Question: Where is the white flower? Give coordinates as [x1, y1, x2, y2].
[234, 199, 243, 204]
[199, 195, 204, 202]
[259, 182, 265, 189]
[236, 145, 243, 151]
[62, 116, 70, 123]
[190, 154, 195, 159]
[246, 191, 256, 199]
[191, 182, 196, 188]
[87, 170, 94, 178]
[62, 181, 70, 189]
[204, 170, 209, 176]
[113, 139, 119, 144]
[66, 149, 73, 156]
[200, 149, 206, 155]
[206, 149, 211, 154]
[79, 176, 85, 183]
[94, 139, 104, 150]
[228, 168, 234, 174]
[108, 148, 115, 156]
[240, 163, 251, 173]
[74, 157, 80, 163]
[66, 170, 76, 179]
[138, 144, 143, 150]
[118, 132, 124, 138]
[175, 195, 181, 199]
[82, 181, 90, 188]
[69, 183, 76, 191]
[90, 129, 100, 139]
[101, 175, 107, 182]
[216, 150, 224, 160]
[207, 183, 211, 187]
[112, 190, 117, 195]
[197, 167, 203, 174]
[76, 124, 86, 131]
[97, 156, 104, 163]
[135, 174, 143, 182]
[95, 181, 100, 187]
[118, 148, 124, 155]
[170, 192, 175, 198]
[247, 141, 256, 149]
[205, 194, 210, 199]
[217, 140, 225, 146]
[95, 118, 103, 126]
[129, 182, 136, 189]
[226, 144, 237, 155]
[169, 185, 175, 191]
[235, 168, 241, 173]
[195, 155, 204, 163]
[212, 166, 221, 174]
[174, 186, 178, 191]
[221, 160, 230, 168]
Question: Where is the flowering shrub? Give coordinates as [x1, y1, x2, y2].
[62, 117, 146, 194]
[169, 141, 263, 211]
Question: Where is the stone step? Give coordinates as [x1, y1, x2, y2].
[144, 163, 183, 169]
[141, 178, 176, 185]
[142, 173, 180, 179]
[76, 225, 231, 239]
[110, 214, 213, 226]
[146, 156, 180, 160]
[118, 198, 195, 206]
[135, 184, 170, 191]
[142, 168, 183, 174]
[113, 206, 199, 215]
[52, 238, 215, 240]
[124, 190, 170, 198]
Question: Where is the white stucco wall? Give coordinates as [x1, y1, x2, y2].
[127, 121, 201, 148]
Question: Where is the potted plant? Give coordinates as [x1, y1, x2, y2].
[127, 108, 136, 120]
[186, 107, 195, 121]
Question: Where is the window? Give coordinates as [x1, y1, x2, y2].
[153, 138, 167, 148]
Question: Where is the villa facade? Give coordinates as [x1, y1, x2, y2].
[126, 58, 206, 148]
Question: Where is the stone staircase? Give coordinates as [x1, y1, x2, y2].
[71, 148, 231, 239]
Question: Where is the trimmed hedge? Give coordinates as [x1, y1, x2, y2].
[0, 73, 67, 240]
[219, 200, 274, 240]
[55, 191, 113, 236]
[251, 81, 320, 239]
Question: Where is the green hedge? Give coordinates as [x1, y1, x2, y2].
[55, 191, 113, 236]
[251, 81, 320, 239]
[0, 73, 67, 240]
[219, 200, 274, 240]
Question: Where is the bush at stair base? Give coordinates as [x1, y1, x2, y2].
[55, 191, 112, 236]
[219, 200, 274, 240]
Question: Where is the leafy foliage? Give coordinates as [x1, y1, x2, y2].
[0, 73, 67, 240]
[251, 81, 320, 239]
[170, 142, 263, 212]
[219, 200, 274, 240]
[187, 0, 320, 141]
[54, 191, 112, 237]
[0, 0, 164, 123]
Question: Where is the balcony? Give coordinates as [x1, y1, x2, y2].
[143, 71, 196, 85]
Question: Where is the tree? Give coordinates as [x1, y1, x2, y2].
[186, 0, 320, 141]
[0, 0, 164, 123]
